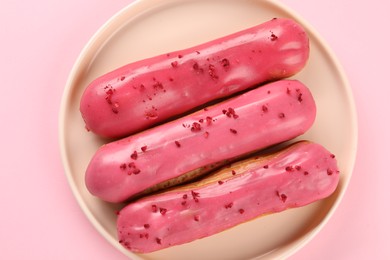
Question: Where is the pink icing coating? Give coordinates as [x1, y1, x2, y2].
[117, 141, 340, 253]
[85, 80, 316, 202]
[80, 18, 309, 138]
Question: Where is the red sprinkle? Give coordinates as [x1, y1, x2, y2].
[218, 180, 224, 185]
[270, 32, 278, 41]
[151, 205, 158, 213]
[224, 107, 239, 119]
[228, 107, 235, 114]
[156, 238, 162, 244]
[152, 81, 164, 90]
[127, 162, 141, 175]
[285, 166, 294, 172]
[131, 168, 141, 175]
[220, 58, 230, 70]
[263, 165, 269, 169]
[206, 116, 213, 125]
[131, 151, 138, 160]
[232, 170, 236, 175]
[171, 61, 178, 68]
[128, 162, 135, 168]
[144, 224, 150, 229]
[225, 202, 233, 209]
[262, 105, 268, 113]
[193, 62, 199, 70]
[191, 191, 200, 202]
[191, 122, 202, 132]
[191, 190, 200, 198]
[112, 107, 119, 114]
[239, 209, 245, 214]
[181, 201, 187, 206]
[104, 86, 114, 95]
[159, 208, 167, 215]
[276, 191, 287, 202]
[278, 113, 285, 119]
[295, 165, 302, 171]
[175, 140, 181, 148]
[120, 76, 125, 81]
[230, 128, 238, 134]
[297, 93, 303, 102]
[208, 64, 219, 80]
[194, 215, 200, 222]
[141, 146, 147, 152]
[327, 169, 334, 175]
[330, 154, 336, 159]
[145, 110, 157, 119]
[119, 163, 127, 170]
[203, 131, 210, 138]
[304, 171, 309, 175]
[193, 62, 204, 73]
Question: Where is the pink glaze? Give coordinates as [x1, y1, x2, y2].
[117, 141, 339, 253]
[85, 80, 316, 203]
[80, 18, 309, 138]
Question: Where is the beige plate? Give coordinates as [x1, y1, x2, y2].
[59, 0, 358, 259]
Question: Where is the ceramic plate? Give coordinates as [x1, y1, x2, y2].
[59, 0, 357, 259]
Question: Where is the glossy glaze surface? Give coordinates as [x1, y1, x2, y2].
[117, 141, 339, 253]
[80, 18, 309, 138]
[85, 80, 316, 202]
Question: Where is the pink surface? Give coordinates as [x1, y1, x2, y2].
[0, 0, 388, 259]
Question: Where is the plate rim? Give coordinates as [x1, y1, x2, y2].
[58, 0, 358, 259]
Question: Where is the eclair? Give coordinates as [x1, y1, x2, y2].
[85, 80, 316, 203]
[80, 18, 309, 138]
[117, 141, 339, 253]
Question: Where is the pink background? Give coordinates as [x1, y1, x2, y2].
[0, 0, 388, 259]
